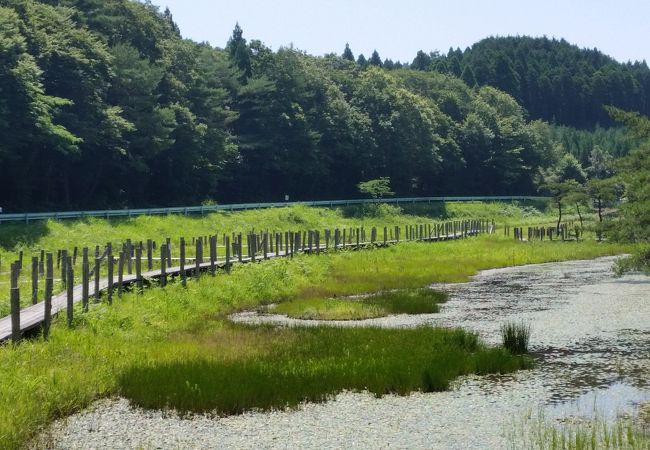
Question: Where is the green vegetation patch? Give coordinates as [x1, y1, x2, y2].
[271, 288, 448, 320]
[0, 237, 631, 449]
[119, 325, 531, 415]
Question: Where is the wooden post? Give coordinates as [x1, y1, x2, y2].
[264, 232, 269, 259]
[82, 248, 89, 312]
[225, 236, 231, 268]
[180, 237, 187, 287]
[166, 238, 172, 266]
[126, 239, 133, 275]
[195, 239, 201, 277]
[94, 252, 100, 303]
[107, 246, 114, 305]
[136, 247, 143, 293]
[66, 256, 74, 327]
[117, 252, 124, 297]
[73, 246, 78, 266]
[209, 235, 217, 274]
[238, 234, 243, 263]
[160, 244, 167, 287]
[44, 254, 53, 340]
[147, 239, 153, 270]
[10, 263, 21, 343]
[31, 256, 39, 305]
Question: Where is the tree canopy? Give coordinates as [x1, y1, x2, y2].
[0, 1, 640, 211]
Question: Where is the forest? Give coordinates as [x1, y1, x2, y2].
[0, 0, 643, 210]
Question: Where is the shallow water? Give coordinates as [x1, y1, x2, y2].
[43, 256, 650, 449]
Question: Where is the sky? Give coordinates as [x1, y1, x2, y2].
[149, 0, 650, 64]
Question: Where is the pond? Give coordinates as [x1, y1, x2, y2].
[42, 256, 650, 449]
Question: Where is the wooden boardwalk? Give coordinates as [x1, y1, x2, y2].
[0, 228, 482, 343]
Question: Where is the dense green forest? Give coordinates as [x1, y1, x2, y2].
[411, 36, 650, 128]
[0, 0, 639, 210]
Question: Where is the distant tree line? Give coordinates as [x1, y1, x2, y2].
[406, 36, 650, 128]
[0, 0, 637, 210]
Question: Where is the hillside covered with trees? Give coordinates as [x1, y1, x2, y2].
[411, 36, 650, 128]
[0, 0, 640, 210]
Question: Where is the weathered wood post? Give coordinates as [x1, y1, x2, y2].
[195, 238, 201, 277]
[66, 256, 74, 327]
[31, 256, 39, 305]
[166, 238, 172, 267]
[44, 254, 53, 340]
[39, 250, 45, 275]
[126, 240, 133, 275]
[94, 250, 100, 303]
[107, 245, 114, 305]
[160, 244, 167, 287]
[250, 234, 257, 262]
[264, 232, 269, 259]
[225, 236, 231, 268]
[147, 239, 153, 270]
[210, 235, 216, 275]
[180, 237, 187, 287]
[136, 247, 143, 293]
[82, 248, 89, 312]
[117, 252, 124, 298]
[10, 263, 21, 344]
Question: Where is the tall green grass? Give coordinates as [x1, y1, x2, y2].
[501, 322, 532, 354]
[510, 413, 650, 449]
[120, 325, 529, 414]
[272, 288, 448, 320]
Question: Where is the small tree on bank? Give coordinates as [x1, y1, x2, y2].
[357, 177, 394, 202]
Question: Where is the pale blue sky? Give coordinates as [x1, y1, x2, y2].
[150, 0, 650, 64]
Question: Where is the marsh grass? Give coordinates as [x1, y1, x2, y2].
[501, 322, 532, 354]
[272, 288, 448, 320]
[511, 413, 650, 450]
[118, 325, 530, 414]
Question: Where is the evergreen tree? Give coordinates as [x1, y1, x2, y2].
[342, 43, 354, 62]
[369, 50, 383, 67]
[227, 23, 252, 80]
[411, 50, 432, 71]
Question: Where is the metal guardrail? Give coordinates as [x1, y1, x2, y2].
[0, 196, 549, 224]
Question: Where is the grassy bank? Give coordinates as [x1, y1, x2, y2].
[0, 234, 631, 449]
[0, 201, 580, 316]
